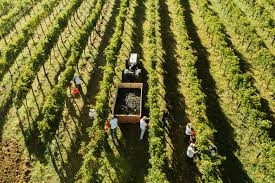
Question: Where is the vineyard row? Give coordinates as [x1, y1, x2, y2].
[0, 0, 42, 38]
[195, 0, 274, 181]
[211, 0, 275, 95]
[77, 0, 129, 181]
[0, 0, 62, 79]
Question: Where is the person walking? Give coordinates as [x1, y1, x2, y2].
[186, 143, 197, 163]
[72, 87, 80, 97]
[190, 128, 197, 143]
[185, 123, 192, 144]
[89, 108, 96, 120]
[110, 115, 118, 139]
[140, 116, 148, 140]
[104, 121, 111, 136]
[58, 74, 62, 81]
[73, 74, 82, 90]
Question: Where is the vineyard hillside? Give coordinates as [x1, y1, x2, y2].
[0, 0, 274, 182]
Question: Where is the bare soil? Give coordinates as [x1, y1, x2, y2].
[0, 139, 30, 183]
[115, 88, 141, 115]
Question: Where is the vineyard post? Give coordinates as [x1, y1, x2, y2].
[76, 8, 83, 24]
[31, 85, 41, 112]
[57, 43, 66, 61]
[60, 35, 68, 51]
[74, 12, 82, 28]
[2, 34, 8, 45]
[13, 22, 19, 35]
[39, 22, 46, 36]
[26, 44, 32, 56]
[31, 34, 36, 47]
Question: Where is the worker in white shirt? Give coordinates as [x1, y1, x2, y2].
[110, 115, 118, 138]
[73, 74, 82, 90]
[184, 123, 192, 144]
[89, 108, 96, 120]
[124, 68, 134, 76]
[187, 143, 197, 162]
[140, 116, 148, 140]
[58, 74, 62, 81]
[135, 68, 141, 77]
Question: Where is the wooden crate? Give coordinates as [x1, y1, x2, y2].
[112, 83, 143, 123]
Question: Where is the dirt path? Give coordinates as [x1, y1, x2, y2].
[184, 0, 253, 182]
[0, 139, 31, 183]
[125, 0, 149, 181]
[106, 0, 149, 181]
[158, 0, 199, 182]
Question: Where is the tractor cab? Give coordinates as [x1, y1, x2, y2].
[122, 53, 142, 82]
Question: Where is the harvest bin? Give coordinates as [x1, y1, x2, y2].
[112, 83, 143, 123]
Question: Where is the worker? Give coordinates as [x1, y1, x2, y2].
[110, 115, 118, 139]
[124, 68, 134, 76]
[210, 144, 217, 157]
[190, 128, 197, 143]
[186, 143, 197, 162]
[184, 123, 192, 144]
[140, 116, 148, 140]
[89, 108, 96, 120]
[72, 87, 79, 97]
[135, 68, 141, 77]
[124, 68, 134, 75]
[104, 121, 111, 136]
[58, 74, 62, 81]
[73, 74, 82, 90]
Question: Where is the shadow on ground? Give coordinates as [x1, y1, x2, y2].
[159, 0, 200, 182]
[102, 0, 150, 182]
[181, 0, 253, 182]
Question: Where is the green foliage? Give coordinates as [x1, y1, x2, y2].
[13, 0, 82, 104]
[165, 0, 225, 181]
[143, 0, 169, 181]
[38, 86, 66, 142]
[0, 0, 60, 78]
[212, 0, 275, 93]
[232, 0, 275, 45]
[77, 0, 131, 181]
[195, 0, 274, 181]
[37, 0, 105, 143]
[0, 0, 42, 37]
